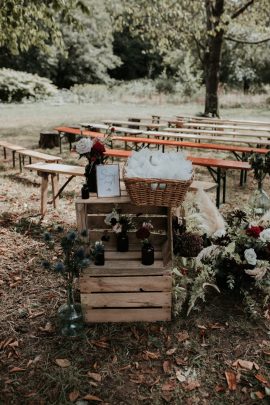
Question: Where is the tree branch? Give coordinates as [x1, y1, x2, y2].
[224, 35, 270, 44]
[231, 0, 254, 19]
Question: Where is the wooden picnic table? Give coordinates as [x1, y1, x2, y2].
[17, 149, 62, 172]
[102, 119, 166, 130]
[181, 122, 270, 133]
[175, 115, 270, 127]
[164, 126, 270, 139]
[140, 130, 270, 146]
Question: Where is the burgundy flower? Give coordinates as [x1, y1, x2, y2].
[246, 226, 264, 238]
[136, 227, 150, 240]
[92, 140, 106, 155]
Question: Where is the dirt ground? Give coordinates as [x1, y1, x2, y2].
[0, 103, 270, 404]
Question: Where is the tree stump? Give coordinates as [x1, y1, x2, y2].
[39, 131, 60, 149]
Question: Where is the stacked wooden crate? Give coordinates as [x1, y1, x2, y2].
[76, 195, 173, 323]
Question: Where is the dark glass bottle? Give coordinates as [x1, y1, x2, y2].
[141, 243, 154, 265]
[94, 250, 105, 266]
[85, 163, 97, 193]
[117, 232, 129, 252]
[81, 184, 89, 199]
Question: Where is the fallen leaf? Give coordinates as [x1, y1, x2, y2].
[225, 371, 237, 391]
[176, 370, 186, 383]
[39, 322, 54, 333]
[9, 367, 26, 373]
[163, 360, 172, 374]
[184, 380, 201, 391]
[130, 374, 145, 384]
[233, 359, 259, 370]
[175, 357, 188, 366]
[87, 372, 102, 382]
[8, 340, 19, 348]
[143, 350, 160, 360]
[83, 394, 103, 402]
[166, 348, 177, 356]
[255, 374, 269, 385]
[176, 331, 189, 342]
[55, 358, 71, 368]
[69, 391, 80, 402]
[161, 392, 173, 403]
[255, 391, 265, 399]
[162, 380, 177, 391]
[215, 384, 225, 392]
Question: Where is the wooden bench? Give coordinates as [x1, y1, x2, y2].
[140, 130, 270, 147]
[54, 126, 106, 153]
[175, 115, 270, 128]
[181, 121, 270, 133]
[24, 162, 216, 216]
[102, 119, 166, 130]
[17, 149, 62, 172]
[0, 140, 26, 168]
[164, 125, 270, 139]
[111, 134, 268, 159]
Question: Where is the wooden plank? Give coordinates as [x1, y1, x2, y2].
[18, 149, 62, 161]
[88, 230, 166, 247]
[82, 307, 171, 322]
[80, 275, 171, 293]
[98, 250, 163, 261]
[82, 266, 170, 276]
[81, 291, 171, 308]
[87, 213, 167, 230]
[76, 202, 88, 236]
[25, 162, 85, 176]
[86, 260, 164, 270]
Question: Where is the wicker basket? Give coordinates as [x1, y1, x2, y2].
[123, 167, 194, 207]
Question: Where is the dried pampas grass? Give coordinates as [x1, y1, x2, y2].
[195, 188, 226, 236]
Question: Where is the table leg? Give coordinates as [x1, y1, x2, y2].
[12, 151, 16, 168]
[40, 173, 49, 216]
[19, 154, 22, 172]
[51, 173, 59, 208]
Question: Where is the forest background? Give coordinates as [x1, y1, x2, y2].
[0, 0, 270, 116]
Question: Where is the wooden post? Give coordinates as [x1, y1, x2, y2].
[51, 174, 59, 208]
[40, 173, 49, 217]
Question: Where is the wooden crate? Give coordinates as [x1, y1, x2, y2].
[76, 195, 173, 323]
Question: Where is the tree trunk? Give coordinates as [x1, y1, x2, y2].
[204, 0, 224, 117]
[39, 131, 60, 149]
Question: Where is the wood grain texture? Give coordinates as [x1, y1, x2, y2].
[82, 307, 171, 322]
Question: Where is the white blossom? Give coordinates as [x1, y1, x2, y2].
[244, 248, 257, 266]
[259, 228, 270, 243]
[76, 138, 92, 155]
[104, 209, 119, 226]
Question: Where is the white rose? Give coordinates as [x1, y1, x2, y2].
[259, 228, 270, 243]
[104, 210, 119, 226]
[244, 248, 257, 266]
[76, 138, 92, 155]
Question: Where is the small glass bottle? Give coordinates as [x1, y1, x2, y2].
[81, 184, 89, 199]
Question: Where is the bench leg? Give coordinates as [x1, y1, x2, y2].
[51, 174, 59, 208]
[40, 173, 49, 217]
[216, 168, 221, 208]
[3, 147, 7, 160]
[12, 151, 16, 168]
[19, 154, 22, 172]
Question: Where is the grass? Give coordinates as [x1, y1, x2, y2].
[0, 91, 270, 404]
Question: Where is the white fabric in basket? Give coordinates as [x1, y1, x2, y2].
[125, 149, 193, 181]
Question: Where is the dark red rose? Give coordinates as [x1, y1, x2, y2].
[136, 227, 150, 240]
[246, 226, 264, 238]
[92, 140, 106, 155]
[111, 127, 115, 132]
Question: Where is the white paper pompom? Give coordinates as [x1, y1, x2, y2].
[76, 138, 93, 155]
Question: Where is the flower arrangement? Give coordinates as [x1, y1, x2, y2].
[249, 151, 270, 186]
[104, 208, 133, 234]
[43, 229, 90, 289]
[136, 221, 154, 245]
[91, 241, 105, 266]
[187, 209, 270, 317]
[75, 137, 107, 192]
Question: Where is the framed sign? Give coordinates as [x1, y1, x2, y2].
[96, 164, 121, 197]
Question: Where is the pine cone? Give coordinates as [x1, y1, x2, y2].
[174, 232, 203, 258]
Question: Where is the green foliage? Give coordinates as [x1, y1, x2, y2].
[0, 0, 88, 54]
[0, 68, 57, 102]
